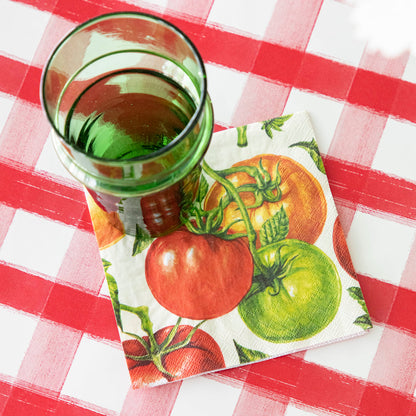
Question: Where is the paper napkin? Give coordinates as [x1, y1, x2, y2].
[86, 111, 372, 389]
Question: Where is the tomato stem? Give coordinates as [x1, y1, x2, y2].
[123, 305, 177, 377]
[163, 320, 206, 354]
[193, 208, 205, 230]
[215, 165, 265, 188]
[159, 317, 182, 350]
[153, 354, 174, 378]
[119, 304, 162, 360]
[202, 161, 269, 277]
[181, 204, 245, 240]
[236, 125, 248, 147]
[120, 304, 208, 380]
[126, 353, 152, 361]
[123, 330, 151, 354]
[209, 160, 282, 210]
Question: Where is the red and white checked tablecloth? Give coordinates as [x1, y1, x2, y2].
[1, 0, 416, 415]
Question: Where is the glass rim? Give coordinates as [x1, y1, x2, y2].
[40, 11, 209, 164]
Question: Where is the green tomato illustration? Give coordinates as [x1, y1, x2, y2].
[238, 239, 342, 343]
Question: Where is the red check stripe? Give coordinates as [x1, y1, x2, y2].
[1, 263, 415, 346]
[219, 354, 416, 416]
[0, 262, 119, 342]
[0, 160, 92, 232]
[358, 273, 398, 325]
[388, 286, 416, 334]
[2, 382, 58, 416]
[5, 0, 416, 125]
[348, 69, 400, 115]
[323, 157, 416, 224]
[1, 156, 414, 237]
[19, 65, 43, 106]
[0, 263, 53, 316]
[0, 379, 112, 416]
[360, 271, 416, 338]
[393, 80, 416, 123]
[2, 2, 416, 414]
[296, 54, 356, 99]
[2, 261, 416, 415]
[0, 55, 29, 98]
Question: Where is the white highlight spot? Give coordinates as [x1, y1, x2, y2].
[162, 250, 176, 268]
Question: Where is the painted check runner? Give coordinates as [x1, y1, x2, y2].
[0, 0, 415, 415]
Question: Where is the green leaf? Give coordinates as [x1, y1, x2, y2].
[348, 286, 368, 311]
[269, 114, 292, 129]
[132, 224, 152, 256]
[196, 174, 209, 203]
[237, 125, 248, 147]
[354, 314, 373, 330]
[289, 138, 326, 174]
[102, 259, 123, 330]
[348, 286, 372, 328]
[348, 286, 364, 301]
[264, 123, 273, 138]
[261, 114, 292, 138]
[102, 258, 112, 272]
[259, 206, 289, 246]
[233, 340, 269, 364]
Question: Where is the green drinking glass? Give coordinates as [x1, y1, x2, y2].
[41, 12, 213, 237]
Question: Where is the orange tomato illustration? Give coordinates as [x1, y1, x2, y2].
[86, 192, 125, 249]
[204, 154, 327, 245]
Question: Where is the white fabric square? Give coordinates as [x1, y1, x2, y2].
[304, 324, 383, 380]
[285, 405, 319, 416]
[99, 278, 111, 297]
[0, 305, 38, 377]
[205, 63, 248, 125]
[120, 0, 168, 10]
[61, 335, 130, 412]
[35, 131, 76, 181]
[0, 210, 74, 277]
[306, 1, 366, 66]
[171, 376, 241, 416]
[207, 0, 276, 37]
[372, 118, 416, 182]
[284, 89, 344, 154]
[0, 0, 50, 62]
[0, 93, 15, 136]
[402, 55, 416, 83]
[347, 211, 415, 285]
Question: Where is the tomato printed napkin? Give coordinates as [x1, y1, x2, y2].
[86, 111, 372, 389]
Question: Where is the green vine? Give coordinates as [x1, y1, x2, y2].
[201, 161, 270, 277]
